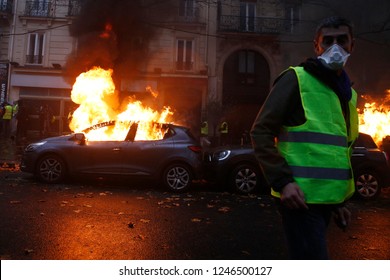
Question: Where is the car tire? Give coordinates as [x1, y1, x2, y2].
[355, 170, 382, 199]
[162, 163, 193, 192]
[36, 154, 66, 184]
[229, 163, 260, 194]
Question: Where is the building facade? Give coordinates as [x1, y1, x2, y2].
[210, 0, 302, 143]
[3, 0, 80, 137]
[2, 0, 300, 142]
[2, 0, 389, 144]
[0, 0, 14, 105]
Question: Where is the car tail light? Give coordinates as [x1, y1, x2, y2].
[188, 145, 202, 153]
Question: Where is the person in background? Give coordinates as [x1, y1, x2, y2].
[1, 102, 13, 138]
[15, 101, 29, 142]
[200, 120, 210, 147]
[0, 103, 4, 135]
[219, 120, 228, 145]
[250, 16, 358, 259]
[39, 104, 52, 138]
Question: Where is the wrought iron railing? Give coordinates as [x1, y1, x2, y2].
[177, 6, 201, 23]
[67, 0, 84, 17]
[0, 0, 13, 14]
[176, 61, 193, 71]
[218, 15, 293, 34]
[26, 54, 43, 64]
[23, 0, 84, 18]
[24, 0, 52, 17]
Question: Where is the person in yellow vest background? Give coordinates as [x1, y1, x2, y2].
[251, 16, 358, 259]
[219, 121, 228, 146]
[200, 120, 210, 147]
[1, 102, 13, 138]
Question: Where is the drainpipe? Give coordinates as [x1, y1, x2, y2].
[7, 0, 19, 103]
[9, 0, 18, 66]
[205, 0, 209, 68]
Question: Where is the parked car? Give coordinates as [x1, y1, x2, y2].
[352, 133, 390, 198]
[203, 133, 390, 199]
[21, 122, 203, 192]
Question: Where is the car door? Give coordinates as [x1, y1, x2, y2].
[121, 136, 175, 179]
[70, 140, 125, 175]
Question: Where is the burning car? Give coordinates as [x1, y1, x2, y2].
[203, 133, 390, 199]
[21, 121, 203, 192]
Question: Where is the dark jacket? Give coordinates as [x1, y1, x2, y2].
[250, 58, 353, 192]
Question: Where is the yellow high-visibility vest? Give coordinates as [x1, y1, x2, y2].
[272, 66, 359, 204]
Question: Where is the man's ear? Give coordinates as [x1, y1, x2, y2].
[313, 39, 321, 55]
[350, 38, 355, 53]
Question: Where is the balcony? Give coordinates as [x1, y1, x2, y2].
[0, 0, 13, 20]
[24, 0, 53, 17]
[1, 0, 12, 13]
[176, 6, 201, 23]
[176, 61, 193, 71]
[218, 15, 293, 35]
[67, 0, 83, 17]
[26, 54, 43, 64]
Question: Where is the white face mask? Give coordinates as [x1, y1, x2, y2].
[318, 44, 350, 70]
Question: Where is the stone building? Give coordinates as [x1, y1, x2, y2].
[1, 0, 389, 143]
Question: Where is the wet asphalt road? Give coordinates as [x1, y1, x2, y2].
[0, 169, 389, 260]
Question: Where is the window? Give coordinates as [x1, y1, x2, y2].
[240, 1, 256, 32]
[238, 50, 256, 85]
[239, 50, 255, 74]
[286, 4, 301, 33]
[176, 39, 193, 71]
[26, 33, 45, 64]
[179, 0, 195, 17]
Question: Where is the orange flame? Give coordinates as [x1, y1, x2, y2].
[99, 23, 113, 39]
[358, 90, 390, 146]
[69, 67, 173, 141]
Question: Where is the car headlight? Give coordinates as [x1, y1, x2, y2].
[25, 141, 47, 152]
[213, 150, 231, 161]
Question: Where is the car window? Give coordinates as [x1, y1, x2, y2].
[183, 128, 197, 141]
[163, 127, 175, 139]
[132, 123, 173, 141]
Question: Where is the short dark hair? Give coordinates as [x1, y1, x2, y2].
[315, 16, 354, 40]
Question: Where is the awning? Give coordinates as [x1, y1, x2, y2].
[10, 73, 72, 89]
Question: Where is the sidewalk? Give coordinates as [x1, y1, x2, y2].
[0, 137, 23, 170]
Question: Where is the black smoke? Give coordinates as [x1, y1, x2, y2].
[65, 0, 158, 86]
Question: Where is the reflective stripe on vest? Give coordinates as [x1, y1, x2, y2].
[290, 166, 352, 180]
[279, 131, 347, 147]
[272, 66, 359, 204]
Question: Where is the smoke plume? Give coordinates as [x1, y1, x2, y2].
[65, 0, 156, 86]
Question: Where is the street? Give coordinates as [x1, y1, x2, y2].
[0, 167, 389, 260]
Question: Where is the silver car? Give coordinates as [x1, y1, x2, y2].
[203, 133, 390, 199]
[21, 122, 203, 192]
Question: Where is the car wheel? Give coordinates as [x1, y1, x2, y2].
[355, 170, 382, 199]
[36, 154, 66, 184]
[230, 163, 259, 194]
[162, 163, 192, 192]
